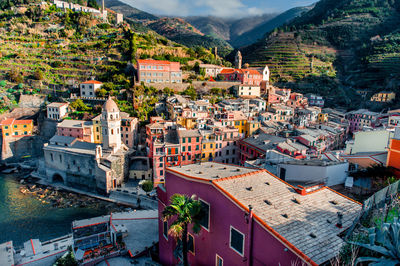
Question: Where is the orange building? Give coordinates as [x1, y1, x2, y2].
[387, 133, 400, 177]
[0, 118, 34, 138]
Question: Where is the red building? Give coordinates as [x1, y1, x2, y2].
[387, 129, 400, 177]
[219, 68, 263, 85]
[239, 134, 286, 164]
[137, 59, 182, 84]
[177, 129, 202, 165]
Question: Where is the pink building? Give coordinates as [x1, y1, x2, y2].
[137, 59, 182, 84]
[219, 68, 263, 85]
[146, 121, 181, 185]
[56, 120, 93, 142]
[177, 129, 202, 165]
[120, 113, 139, 149]
[346, 109, 380, 133]
[158, 162, 362, 265]
[213, 126, 240, 164]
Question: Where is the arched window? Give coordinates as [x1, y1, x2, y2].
[110, 114, 113, 120]
[111, 129, 114, 135]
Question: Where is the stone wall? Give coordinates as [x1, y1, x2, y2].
[141, 81, 241, 93]
[18, 95, 46, 108]
[1, 135, 46, 162]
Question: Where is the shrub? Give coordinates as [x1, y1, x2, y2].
[34, 69, 44, 80]
[0, 80, 6, 87]
[142, 180, 154, 193]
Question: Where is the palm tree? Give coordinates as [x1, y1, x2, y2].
[162, 194, 203, 266]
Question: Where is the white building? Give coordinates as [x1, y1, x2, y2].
[277, 160, 349, 186]
[345, 129, 393, 155]
[233, 85, 261, 97]
[199, 64, 223, 77]
[47, 102, 69, 120]
[80, 80, 103, 97]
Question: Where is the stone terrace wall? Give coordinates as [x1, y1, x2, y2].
[142, 81, 241, 92]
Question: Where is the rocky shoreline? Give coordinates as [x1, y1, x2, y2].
[1, 165, 134, 213]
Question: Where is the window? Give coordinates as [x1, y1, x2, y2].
[160, 170, 164, 176]
[4, 126, 8, 129]
[199, 199, 210, 230]
[196, 137, 199, 142]
[182, 146, 186, 152]
[5, 133, 8, 136]
[168, 148, 172, 155]
[24, 131, 27, 135]
[188, 234, 194, 254]
[188, 146, 191, 152]
[182, 138, 186, 143]
[196, 145, 199, 151]
[230, 226, 244, 256]
[24, 125, 27, 128]
[161, 220, 168, 240]
[188, 137, 191, 143]
[13, 125, 17, 128]
[50, 153, 54, 161]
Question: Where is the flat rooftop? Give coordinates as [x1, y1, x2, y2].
[0, 241, 14, 266]
[111, 210, 158, 258]
[214, 171, 362, 264]
[72, 215, 110, 229]
[281, 160, 347, 166]
[168, 162, 260, 180]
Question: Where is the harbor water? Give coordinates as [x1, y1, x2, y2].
[0, 173, 108, 247]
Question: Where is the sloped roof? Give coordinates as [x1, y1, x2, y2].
[81, 80, 103, 84]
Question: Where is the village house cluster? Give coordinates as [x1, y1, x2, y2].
[0, 51, 399, 265]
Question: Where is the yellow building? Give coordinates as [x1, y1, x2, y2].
[177, 117, 197, 130]
[370, 91, 396, 102]
[92, 115, 102, 143]
[201, 132, 216, 162]
[0, 119, 33, 138]
[245, 120, 260, 137]
[318, 113, 329, 123]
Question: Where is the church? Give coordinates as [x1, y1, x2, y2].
[42, 97, 133, 194]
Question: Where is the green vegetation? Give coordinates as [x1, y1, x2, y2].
[141, 180, 153, 192]
[242, 0, 400, 109]
[162, 194, 204, 266]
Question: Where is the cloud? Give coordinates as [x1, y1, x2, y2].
[118, 0, 312, 17]
[194, 0, 246, 17]
[119, 0, 191, 16]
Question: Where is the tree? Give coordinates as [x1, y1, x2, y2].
[97, 88, 107, 97]
[34, 69, 44, 80]
[141, 180, 153, 192]
[163, 194, 203, 266]
[8, 68, 23, 83]
[70, 99, 90, 112]
[54, 246, 78, 266]
[87, 0, 99, 9]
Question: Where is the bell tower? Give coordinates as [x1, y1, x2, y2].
[101, 97, 121, 152]
[235, 50, 242, 69]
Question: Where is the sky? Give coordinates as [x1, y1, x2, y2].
[119, 0, 317, 18]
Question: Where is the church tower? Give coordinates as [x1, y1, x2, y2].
[235, 50, 242, 69]
[101, 97, 121, 152]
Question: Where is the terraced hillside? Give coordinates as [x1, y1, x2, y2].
[242, 0, 400, 108]
[0, 2, 197, 88]
[244, 32, 335, 82]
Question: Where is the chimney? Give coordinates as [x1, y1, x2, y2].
[336, 212, 343, 228]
